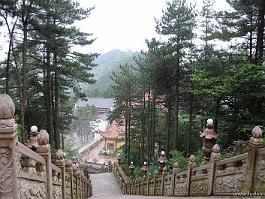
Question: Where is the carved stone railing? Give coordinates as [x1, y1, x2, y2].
[0, 94, 92, 199]
[114, 126, 265, 197]
[113, 162, 129, 194]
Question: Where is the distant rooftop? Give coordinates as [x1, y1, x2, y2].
[76, 98, 115, 109]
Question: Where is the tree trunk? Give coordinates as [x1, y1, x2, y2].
[167, 107, 171, 153]
[147, 84, 151, 161]
[125, 100, 128, 162]
[257, 2, 264, 65]
[127, 83, 131, 164]
[140, 89, 146, 163]
[46, 47, 54, 145]
[21, 16, 28, 144]
[151, 95, 156, 159]
[54, 53, 60, 149]
[188, 93, 193, 156]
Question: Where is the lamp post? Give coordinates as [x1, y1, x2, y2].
[129, 161, 135, 177]
[200, 118, 219, 161]
[26, 125, 39, 151]
[117, 153, 121, 164]
[141, 161, 148, 176]
[158, 151, 167, 174]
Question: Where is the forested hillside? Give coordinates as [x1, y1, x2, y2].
[0, 0, 97, 150]
[110, 0, 265, 166]
[83, 49, 140, 97]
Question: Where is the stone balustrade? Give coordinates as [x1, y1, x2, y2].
[0, 94, 92, 199]
[113, 126, 265, 197]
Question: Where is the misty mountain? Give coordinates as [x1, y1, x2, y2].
[83, 49, 141, 97]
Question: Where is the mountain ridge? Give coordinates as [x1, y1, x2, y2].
[83, 49, 140, 97]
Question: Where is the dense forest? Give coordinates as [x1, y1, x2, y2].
[0, 0, 97, 150]
[110, 0, 265, 166]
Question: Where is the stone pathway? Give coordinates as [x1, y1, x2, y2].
[82, 140, 115, 164]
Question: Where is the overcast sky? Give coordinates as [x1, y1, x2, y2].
[0, 0, 230, 60]
[76, 0, 230, 54]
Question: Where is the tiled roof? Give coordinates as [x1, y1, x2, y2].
[100, 120, 125, 139]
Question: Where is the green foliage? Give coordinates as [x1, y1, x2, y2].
[63, 141, 77, 160]
[82, 50, 140, 97]
[168, 150, 188, 171]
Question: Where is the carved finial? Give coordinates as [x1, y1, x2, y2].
[162, 166, 167, 176]
[65, 159, 73, 168]
[37, 130, 49, 145]
[56, 149, 64, 160]
[211, 144, 221, 160]
[0, 94, 15, 119]
[36, 130, 50, 155]
[173, 161, 180, 173]
[173, 162, 179, 168]
[55, 149, 65, 167]
[251, 126, 263, 143]
[212, 144, 220, 153]
[189, 155, 196, 163]
[188, 155, 196, 175]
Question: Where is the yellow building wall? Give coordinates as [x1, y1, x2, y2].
[106, 139, 125, 151]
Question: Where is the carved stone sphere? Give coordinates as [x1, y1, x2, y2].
[65, 159, 73, 168]
[37, 130, 49, 145]
[189, 155, 196, 162]
[173, 162, 179, 169]
[252, 126, 263, 139]
[0, 94, 15, 119]
[56, 149, 64, 160]
[212, 144, 220, 153]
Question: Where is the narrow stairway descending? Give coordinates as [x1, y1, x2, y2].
[90, 173, 122, 198]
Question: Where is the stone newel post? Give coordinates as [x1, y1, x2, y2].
[208, 144, 221, 195]
[55, 149, 66, 199]
[0, 94, 19, 199]
[65, 159, 74, 199]
[37, 129, 52, 199]
[245, 126, 264, 193]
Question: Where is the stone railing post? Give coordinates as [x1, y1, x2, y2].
[37, 129, 52, 199]
[187, 155, 196, 196]
[161, 166, 167, 195]
[172, 162, 180, 196]
[245, 126, 264, 193]
[55, 149, 66, 199]
[153, 175, 156, 195]
[0, 94, 19, 199]
[147, 176, 150, 195]
[208, 144, 221, 195]
[65, 159, 74, 199]
[73, 165, 81, 199]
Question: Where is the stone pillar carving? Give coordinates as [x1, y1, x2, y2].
[73, 164, 80, 199]
[187, 155, 196, 196]
[161, 167, 167, 195]
[37, 129, 52, 199]
[245, 126, 264, 193]
[172, 162, 180, 195]
[55, 149, 66, 199]
[208, 144, 221, 195]
[65, 159, 74, 199]
[0, 94, 19, 199]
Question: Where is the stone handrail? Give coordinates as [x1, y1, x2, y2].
[114, 126, 265, 197]
[0, 94, 92, 199]
[113, 162, 129, 193]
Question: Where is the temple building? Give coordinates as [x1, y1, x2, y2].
[100, 120, 125, 152]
